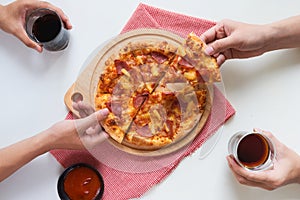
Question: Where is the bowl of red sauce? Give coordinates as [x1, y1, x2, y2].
[57, 163, 104, 200]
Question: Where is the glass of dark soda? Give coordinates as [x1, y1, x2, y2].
[228, 131, 276, 171]
[25, 8, 70, 51]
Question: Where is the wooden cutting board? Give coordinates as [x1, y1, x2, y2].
[64, 29, 212, 156]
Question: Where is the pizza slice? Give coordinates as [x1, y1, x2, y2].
[95, 58, 169, 143]
[122, 67, 206, 150]
[95, 66, 157, 143]
[123, 87, 180, 149]
[175, 32, 221, 83]
[98, 60, 166, 147]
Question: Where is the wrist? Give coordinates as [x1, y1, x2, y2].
[32, 130, 55, 153]
[265, 16, 300, 51]
[263, 23, 282, 52]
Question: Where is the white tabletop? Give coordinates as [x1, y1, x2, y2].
[0, 0, 300, 199]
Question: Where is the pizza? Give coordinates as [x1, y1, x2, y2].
[95, 32, 220, 150]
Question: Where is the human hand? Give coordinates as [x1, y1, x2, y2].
[72, 101, 110, 149]
[46, 102, 109, 150]
[200, 19, 272, 66]
[227, 129, 300, 190]
[0, 0, 72, 52]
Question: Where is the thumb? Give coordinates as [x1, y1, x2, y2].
[95, 108, 109, 121]
[17, 29, 42, 52]
[75, 108, 109, 134]
[205, 37, 236, 56]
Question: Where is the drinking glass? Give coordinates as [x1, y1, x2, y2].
[228, 131, 276, 171]
[25, 8, 70, 51]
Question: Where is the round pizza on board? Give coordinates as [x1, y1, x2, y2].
[94, 31, 220, 151]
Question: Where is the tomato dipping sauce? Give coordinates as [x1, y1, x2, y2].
[58, 163, 104, 200]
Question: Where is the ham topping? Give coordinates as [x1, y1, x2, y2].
[115, 60, 130, 75]
[136, 125, 153, 138]
[133, 93, 149, 109]
[178, 57, 194, 69]
[151, 52, 168, 64]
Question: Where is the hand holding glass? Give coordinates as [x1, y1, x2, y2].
[25, 8, 70, 51]
[228, 131, 276, 171]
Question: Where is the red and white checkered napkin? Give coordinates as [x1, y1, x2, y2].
[51, 3, 235, 200]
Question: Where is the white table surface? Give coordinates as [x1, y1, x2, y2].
[0, 0, 300, 199]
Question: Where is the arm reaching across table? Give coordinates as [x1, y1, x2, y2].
[200, 16, 300, 65]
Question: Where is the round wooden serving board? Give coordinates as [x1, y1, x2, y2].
[64, 29, 212, 157]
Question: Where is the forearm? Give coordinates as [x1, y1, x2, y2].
[0, 131, 52, 182]
[266, 15, 300, 51]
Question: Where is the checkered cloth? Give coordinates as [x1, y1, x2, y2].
[51, 4, 235, 200]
